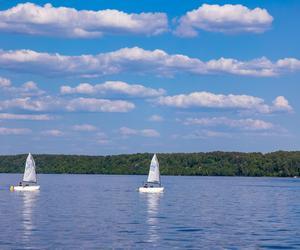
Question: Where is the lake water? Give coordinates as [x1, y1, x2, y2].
[0, 174, 300, 249]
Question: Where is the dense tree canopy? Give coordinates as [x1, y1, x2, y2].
[0, 151, 300, 177]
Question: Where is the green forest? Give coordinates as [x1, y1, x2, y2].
[0, 151, 300, 177]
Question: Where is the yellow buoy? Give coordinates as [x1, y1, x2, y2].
[10, 185, 14, 191]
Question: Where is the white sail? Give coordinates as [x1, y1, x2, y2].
[147, 154, 160, 183]
[23, 153, 37, 183]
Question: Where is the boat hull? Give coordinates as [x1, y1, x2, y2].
[11, 185, 40, 191]
[139, 187, 164, 193]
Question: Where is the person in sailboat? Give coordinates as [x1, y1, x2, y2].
[19, 181, 29, 187]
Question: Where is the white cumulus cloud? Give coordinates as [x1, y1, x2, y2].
[0, 113, 52, 120]
[272, 96, 293, 112]
[0, 97, 57, 112]
[0, 77, 11, 87]
[173, 129, 231, 139]
[0, 77, 45, 97]
[119, 127, 160, 138]
[42, 129, 64, 137]
[0, 3, 168, 38]
[0, 127, 31, 135]
[184, 117, 274, 131]
[175, 4, 273, 37]
[0, 96, 135, 113]
[156, 91, 292, 114]
[61, 81, 165, 97]
[72, 124, 97, 132]
[148, 115, 164, 122]
[276, 58, 300, 71]
[66, 98, 135, 112]
[0, 47, 299, 78]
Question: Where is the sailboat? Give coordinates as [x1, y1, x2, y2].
[10, 153, 40, 191]
[139, 154, 164, 193]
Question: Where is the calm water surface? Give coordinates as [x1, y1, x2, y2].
[0, 174, 300, 249]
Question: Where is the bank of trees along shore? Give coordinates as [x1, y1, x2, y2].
[0, 151, 300, 177]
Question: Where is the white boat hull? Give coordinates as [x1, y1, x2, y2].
[11, 185, 40, 191]
[139, 187, 164, 193]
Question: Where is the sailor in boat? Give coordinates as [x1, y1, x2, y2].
[19, 181, 31, 187]
[143, 181, 160, 188]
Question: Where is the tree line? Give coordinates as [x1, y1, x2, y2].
[0, 151, 300, 177]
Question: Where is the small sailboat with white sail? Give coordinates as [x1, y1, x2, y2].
[139, 154, 164, 193]
[10, 153, 40, 191]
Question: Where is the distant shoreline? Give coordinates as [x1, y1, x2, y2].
[0, 151, 299, 177]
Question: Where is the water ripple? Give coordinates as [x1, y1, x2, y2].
[0, 174, 300, 249]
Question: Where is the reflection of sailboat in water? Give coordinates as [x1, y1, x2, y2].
[144, 193, 163, 245]
[21, 192, 39, 243]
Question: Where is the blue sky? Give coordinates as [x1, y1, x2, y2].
[0, 0, 299, 154]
